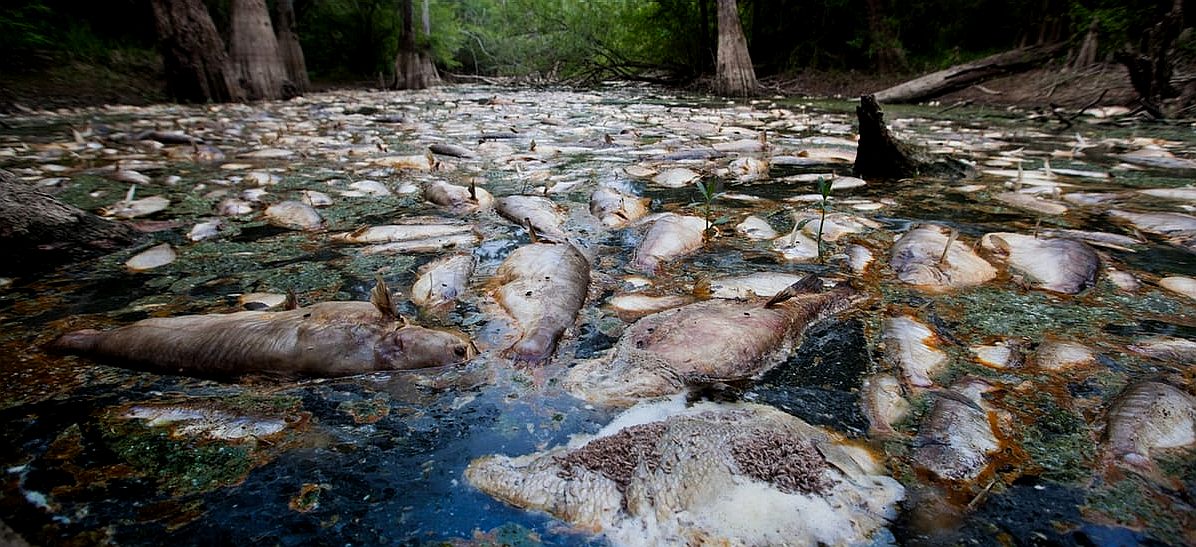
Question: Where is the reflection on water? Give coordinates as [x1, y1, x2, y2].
[1, 84, 1195, 545]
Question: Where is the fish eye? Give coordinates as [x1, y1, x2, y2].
[453, 345, 467, 357]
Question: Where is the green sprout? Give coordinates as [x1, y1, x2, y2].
[794, 176, 833, 262]
[694, 178, 726, 239]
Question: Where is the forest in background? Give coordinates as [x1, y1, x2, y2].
[1, 0, 1193, 104]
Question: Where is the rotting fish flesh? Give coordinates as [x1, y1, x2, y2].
[330, 223, 474, 245]
[650, 167, 701, 188]
[707, 272, 809, 300]
[123, 400, 293, 441]
[492, 242, 590, 364]
[565, 276, 856, 406]
[891, 224, 996, 292]
[970, 339, 1023, 369]
[980, 232, 1099, 294]
[360, 232, 479, 255]
[913, 378, 1002, 482]
[736, 215, 779, 240]
[629, 213, 706, 274]
[1159, 276, 1196, 301]
[1108, 209, 1196, 237]
[411, 254, 474, 315]
[1034, 339, 1096, 371]
[885, 314, 948, 388]
[589, 187, 650, 229]
[465, 401, 904, 547]
[1128, 335, 1196, 361]
[496, 195, 569, 242]
[1104, 381, 1196, 472]
[49, 277, 475, 381]
[606, 293, 695, 322]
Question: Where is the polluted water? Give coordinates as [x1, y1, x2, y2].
[1, 84, 1195, 545]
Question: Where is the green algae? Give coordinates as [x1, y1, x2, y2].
[1006, 390, 1097, 483]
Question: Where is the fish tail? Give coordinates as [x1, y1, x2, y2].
[47, 329, 102, 354]
[764, 274, 824, 308]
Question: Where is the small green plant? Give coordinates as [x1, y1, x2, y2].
[694, 178, 726, 239]
[794, 176, 833, 262]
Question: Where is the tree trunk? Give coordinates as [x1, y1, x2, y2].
[274, 0, 309, 94]
[714, 0, 757, 96]
[873, 43, 1066, 103]
[1071, 17, 1099, 70]
[149, 0, 244, 103]
[853, 96, 970, 180]
[865, 0, 907, 73]
[0, 170, 140, 275]
[1115, 0, 1184, 118]
[228, 0, 290, 100]
[393, 0, 440, 90]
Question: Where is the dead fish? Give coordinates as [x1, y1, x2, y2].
[589, 187, 650, 229]
[124, 401, 291, 441]
[465, 401, 904, 546]
[1139, 187, 1196, 202]
[707, 272, 809, 300]
[657, 148, 725, 161]
[980, 233, 1099, 294]
[1108, 209, 1196, 237]
[1116, 147, 1196, 170]
[791, 211, 880, 242]
[1105, 268, 1141, 292]
[728, 157, 768, 182]
[411, 254, 474, 315]
[239, 148, 293, 159]
[1128, 336, 1196, 361]
[772, 223, 820, 262]
[862, 374, 910, 437]
[606, 293, 696, 322]
[1034, 339, 1096, 371]
[885, 314, 947, 388]
[188, 218, 223, 242]
[651, 167, 701, 188]
[492, 242, 590, 364]
[994, 192, 1068, 215]
[125, 243, 176, 271]
[237, 292, 288, 310]
[264, 200, 324, 231]
[109, 167, 152, 185]
[360, 232, 480, 255]
[565, 277, 856, 405]
[244, 171, 281, 186]
[913, 379, 1001, 482]
[847, 244, 875, 274]
[300, 190, 333, 207]
[101, 194, 170, 219]
[970, 339, 1024, 369]
[343, 180, 391, 197]
[133, 130, 200, 145]
[375, 154, 435, 170]
[629, 214, 706, 273]
[713, 138, 764, 153]
[1104, 381, 1196, 473]
[496, 195, 568, 242]
[428, 143, 477, 158]
[331, 223, 474, 245]
[736, 215, 779, 240]
[424, 179, 494, 212]
[1159, 276, 1196, 301]
[49, 277, 475, 380]
[891, 224, 996, 292]
[1037, 228, 1142, 251]
[217, 197, 254, 216]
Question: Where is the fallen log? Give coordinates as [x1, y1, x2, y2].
[853, 95, 971, 180]
[0, 169, 140, 275]
[873, 43, 1066, 104]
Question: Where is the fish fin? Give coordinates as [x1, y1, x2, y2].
[284, 289, 299, 311]
[524, 217, 540, 244]
[370, 274, 400, 322]
[349, 225, 369, 238]
[764, 274, 823, 308]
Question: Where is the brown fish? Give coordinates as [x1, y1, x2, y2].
[589, 187, 650, 229]
[565, 276, 856, 406]
[496, 195, 569, 242]
[629, 213, 706, 273]
[49, 278, 475, 381]
[425, 179, 494, 212]
[1104, 381, 1196, 473]
[492, 242, 590, 364]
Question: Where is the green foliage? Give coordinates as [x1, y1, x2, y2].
[694, 178, 724, 238]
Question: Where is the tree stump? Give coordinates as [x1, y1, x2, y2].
[150, 0, 245, 103]
[853, 95, 971, 180]
[0, 170, 139, 275]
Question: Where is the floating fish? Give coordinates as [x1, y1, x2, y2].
[496, 195, 568, 242]
[50, 277, 474, 380]
[629, 214, 706, 274]
[1128, 336, 1196, 361]
[736, 215, 779, 240]
[428, 143, 477, 158]
[980, 233, 1099, 294]
[411, 254, 474, 315]
[465, 401, 904, 546]
[424, 179, 493, 212]
[650, 167, 701, 188]
[188, 218, 223, 242]
[330, 223, 475, 245]
[791, 211, 879, 242]
[491, 242, 590, 364]
[884, 314, 948, 388]
[124, 401, 292, 441]
[891, 225, 996, 292]
[994, 192, 1068, 215]
[1034, 339, 1096, 371]
[970, 339, 1024, 369]
[589, 187, 649, 229]
[862, 374, 910, 437]
[566, 277, 856, 405]
[913, 378, 1002, 482]
[605, 293, 695, 322]
[1159, 276, 1196, 301]
[706, 272, 809, 300]
[1103, 381, 1196, 473]
[125, 243, 176, 271]
[264, 200, 324, 231]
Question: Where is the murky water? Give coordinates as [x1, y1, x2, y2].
[1, 85, 1195, 545]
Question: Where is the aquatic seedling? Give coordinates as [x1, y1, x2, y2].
[794, 176, 833, 262]
[693, 178, 726, 239]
